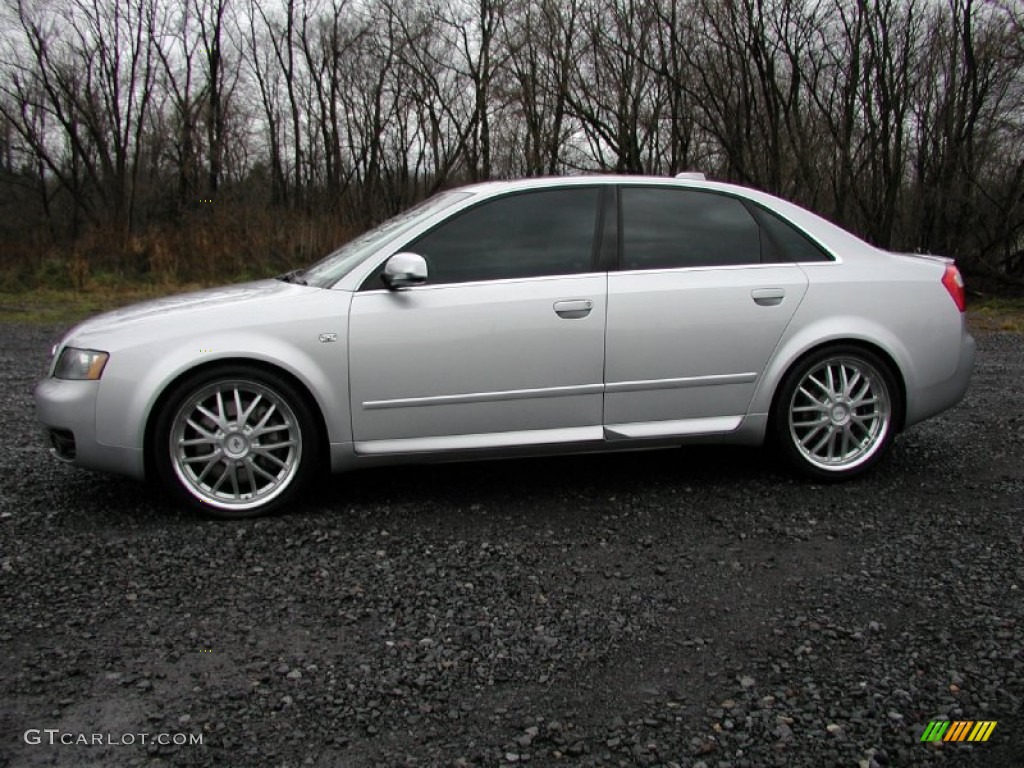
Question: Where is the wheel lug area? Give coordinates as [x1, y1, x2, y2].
[221, 430, 250, 459]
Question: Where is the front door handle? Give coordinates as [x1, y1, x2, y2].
[751, 288, 786, 306]
[553, 299, 593, 319]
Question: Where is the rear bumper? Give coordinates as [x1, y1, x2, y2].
[34, 378, 145, 479]
[904, 331, 976, 427]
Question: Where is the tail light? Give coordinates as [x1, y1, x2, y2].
[941, 264, 966, 312]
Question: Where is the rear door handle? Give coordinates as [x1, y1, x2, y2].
[751, 288, 786, 306]
[553, 299, 593, 319]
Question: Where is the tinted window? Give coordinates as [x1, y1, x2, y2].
[754, 205, 833, 262]
[403, 188, 600, 285]
[621, 187, 761, 269]
[303, 190, 470, 287]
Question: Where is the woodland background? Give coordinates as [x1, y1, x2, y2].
[1, 0, 1022, 291]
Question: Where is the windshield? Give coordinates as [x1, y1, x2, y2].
[300, 191, 471, 287]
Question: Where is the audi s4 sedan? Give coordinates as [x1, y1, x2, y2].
[35, 175, 976, 518]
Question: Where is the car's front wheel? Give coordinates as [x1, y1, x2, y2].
[773, 346, 902, 480]
[152, 365, 320, 518]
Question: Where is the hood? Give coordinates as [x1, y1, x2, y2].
[65, 279, 314, 341]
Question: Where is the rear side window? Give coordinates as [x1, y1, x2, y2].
[403, 187, 601, 285]
[752, 204, 833, 263]
[621, 187, 761, 270]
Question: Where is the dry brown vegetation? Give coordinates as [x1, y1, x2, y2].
[1, 0, 1023, 292]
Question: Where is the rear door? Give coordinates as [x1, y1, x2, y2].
[604, 186, 809, 437]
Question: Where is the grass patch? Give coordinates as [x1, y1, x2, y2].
[968, 296, 1024, 334]
[0, 281, 217, 326]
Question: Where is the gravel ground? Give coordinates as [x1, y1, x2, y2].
[0, 321, 1021, 768]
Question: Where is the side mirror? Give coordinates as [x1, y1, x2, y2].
[382, 252, 428, 290]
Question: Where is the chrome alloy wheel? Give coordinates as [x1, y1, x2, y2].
[787, 356, 892, 471]
[169, 379, 303, 510]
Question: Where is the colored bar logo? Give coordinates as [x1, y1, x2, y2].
[920, 720, 997, 742]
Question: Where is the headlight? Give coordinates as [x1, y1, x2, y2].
[54, 348, 109, 380]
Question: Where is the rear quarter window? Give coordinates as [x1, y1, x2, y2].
[749, 203, 834, 263]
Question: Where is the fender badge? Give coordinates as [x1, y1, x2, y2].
[319, 333, 338, 343]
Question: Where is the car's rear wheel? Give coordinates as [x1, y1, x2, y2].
[773, 346, 901, 480]
[153, 366, 319, 518]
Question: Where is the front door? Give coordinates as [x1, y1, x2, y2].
[349, 187, 608, 454]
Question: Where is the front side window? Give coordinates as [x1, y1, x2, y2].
[399, 187, 601, 285]
[303, 190, 470, 287]
[621, 187, 762, 270]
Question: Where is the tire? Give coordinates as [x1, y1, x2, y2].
[772, 346, 902, 481]
[152, 365, 320, 519]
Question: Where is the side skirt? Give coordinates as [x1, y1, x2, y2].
[332, 414, 769, 472]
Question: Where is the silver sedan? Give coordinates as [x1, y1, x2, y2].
[35, 175, 976, 518]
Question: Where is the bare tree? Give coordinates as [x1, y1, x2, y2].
[502, 0, 582, 176]
[250, 0, 305, 206]
[1, 0, 158, 246]
[1, 0, 1023, 284]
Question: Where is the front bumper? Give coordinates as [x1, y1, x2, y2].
[34, 378, 145, 479]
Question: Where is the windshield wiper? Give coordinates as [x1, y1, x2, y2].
[276, 268, 308, 285]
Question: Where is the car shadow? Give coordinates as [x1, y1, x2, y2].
[306, 443, 782, 512]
